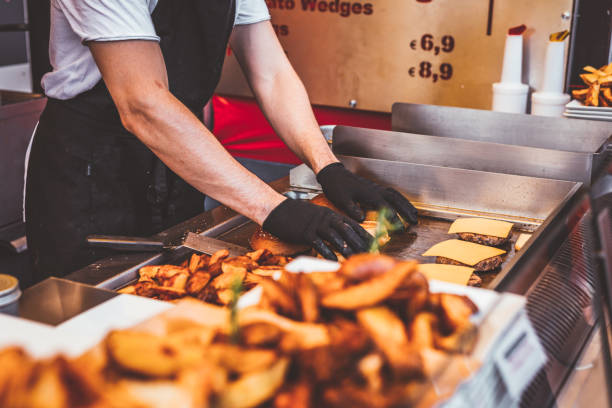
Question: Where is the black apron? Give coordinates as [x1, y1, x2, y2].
[25, 0, 236, 283]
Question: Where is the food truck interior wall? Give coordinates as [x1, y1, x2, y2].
[212, 0, 611, 164]
[23, 1, 611, 165]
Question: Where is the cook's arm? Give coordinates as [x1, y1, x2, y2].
[229, 21, 338, 174]
[88, 40, 285, 225]
[230, 23, 418, 226]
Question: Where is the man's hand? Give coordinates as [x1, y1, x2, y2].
[317, 163, 418, 228]
[263, 199, 372, 261]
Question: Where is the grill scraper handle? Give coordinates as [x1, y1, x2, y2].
[86, 235, 166, 252]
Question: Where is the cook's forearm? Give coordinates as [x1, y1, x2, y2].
[87, 41, 283, 224]
[121, 89, 285, 224]
[252, 68, 338, 174]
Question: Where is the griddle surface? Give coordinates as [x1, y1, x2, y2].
[217, 222, 260, 249]
[216, 216, 522, 289]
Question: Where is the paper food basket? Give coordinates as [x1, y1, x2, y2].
[286, 257, 547, 408]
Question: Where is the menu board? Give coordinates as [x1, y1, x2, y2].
[216, 0, 572, 112]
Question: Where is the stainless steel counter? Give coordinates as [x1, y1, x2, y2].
[391, 102, 612, 153]
[0, 277, 117, 326]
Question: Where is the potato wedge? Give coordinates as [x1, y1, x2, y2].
[273, 381, 311, 408]
[321, 261, 417, 310]
[239, 309, 330, 349]
[356, 307, 423, 377]
[145, 285, 187, 300]
[138, 265, 161, 282]
[188, 253, 209, 274]
[164, 324, 216, 349]
[240, 323, 283, 347]
[207, 344, 278, 374]
[437, 293, 478, 334]
[603, 87, 612, 104]
[112, 379, 202, 408]
[296, 274, 319, 322]
[163, 272, 189, 290]
[216, 358, 289, 408]
[572, 88, 588, 101]
[581, 73, 600, 85]
[259, 279, 299, 318]
[26, 363, 70, 408]
[586, 83, 600, 106]
[210, 268, 247, 291]
[408, 312, 437, 349]
[339, 253, 397, 281]
[392, 271, 429, 318]
[106, 331, 181, 377]
[358, 353, 384, 391]
[221, 256, 258, 276]
[252, 265, 283, 277]
[185, 271, 211, 296]
[209, 249, 229, 265]
[307, 272, 346, 295]
[294, 345, 354, 382]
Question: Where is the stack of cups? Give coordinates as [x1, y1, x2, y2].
[492, 32, 530, 114]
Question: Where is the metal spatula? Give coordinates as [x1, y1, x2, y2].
[86, 232, 249, 257]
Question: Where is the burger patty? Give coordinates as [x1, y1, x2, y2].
[468, 274, 482, 287]
[437, 255, 503, 272]
[457, 232, 509, 247]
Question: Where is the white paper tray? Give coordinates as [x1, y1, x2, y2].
[0, 295, 172, 358]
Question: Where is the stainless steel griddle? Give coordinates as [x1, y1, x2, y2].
[67, 149, 580, 292]
[332, 126, 608, 185]
[290, 153, 580, 288]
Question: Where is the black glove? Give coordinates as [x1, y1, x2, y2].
[316, 162, 418, 228]
[263, 198, 372, 261]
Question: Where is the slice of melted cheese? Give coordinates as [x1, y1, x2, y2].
[422, 239, 506, 266]
[448, 218, 513, 238]
[418, 264, 474, 285]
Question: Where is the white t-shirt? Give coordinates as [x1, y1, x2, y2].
[42, 0, 270, 100]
